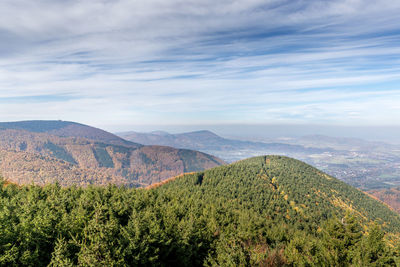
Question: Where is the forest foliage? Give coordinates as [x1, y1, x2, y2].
[368, 187, 400, 214]
[0, 127, 223, 187]
[1, 156, 400, 266]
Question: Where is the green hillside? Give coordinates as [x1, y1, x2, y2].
[1, 156, 399, 266]
[159, 156, 400, 229]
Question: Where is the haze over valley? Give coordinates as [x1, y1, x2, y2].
[119, 128, 400, 189]
[1, 0, 400, 265]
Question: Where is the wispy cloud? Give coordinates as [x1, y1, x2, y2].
[0, 0, 400, 129]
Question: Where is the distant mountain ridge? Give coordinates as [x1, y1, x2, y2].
[118, 129, 327, 158]
[0, 120, 139, 148]
[0, 121, 224, 187]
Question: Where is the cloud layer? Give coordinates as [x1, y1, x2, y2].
[1, 0, 400, 129]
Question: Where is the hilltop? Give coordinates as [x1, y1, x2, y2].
[119, 130, 400, 213]
[1, 155, 399, 266]
[0, 120, 138, 147]
[160, 156, 400, 233]
[0, 121, 224, 187]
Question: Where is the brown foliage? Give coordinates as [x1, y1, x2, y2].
[367, 188, 400, 214]
[0, 128, 223, 187]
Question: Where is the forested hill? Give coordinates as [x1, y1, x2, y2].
[1, 156, 400, 266]
[160, 156, 400, 233]
[0, 121, 224, 187]
[0, 120, 139, 148]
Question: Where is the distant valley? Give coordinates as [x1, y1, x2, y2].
[119, 129, 400, 211]
[117, 130, 329, 163]
[118, 130, 400, 189]
[0, 121, 224, 187]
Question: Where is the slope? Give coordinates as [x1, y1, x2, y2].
[0, 120, 140, 148]
[159, 155, 400, 233]
[1, 155, 399, 266]
[120, 130, 400, 215]
[367, 188, 400, 213]
[0, 150, 126, 186]
[0, 122, 224, 187]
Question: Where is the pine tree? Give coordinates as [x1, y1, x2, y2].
[48, 237, 74, 267]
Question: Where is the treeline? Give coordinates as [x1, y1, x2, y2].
[1, 156, 400, 266]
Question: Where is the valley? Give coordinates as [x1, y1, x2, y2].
[1, 121, 399, 265]
[118, 130, 400, 190]
[119, 129, 400, 213]
[2, 1, 399, 265]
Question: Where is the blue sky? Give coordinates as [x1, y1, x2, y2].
[1, 0, 400, 131]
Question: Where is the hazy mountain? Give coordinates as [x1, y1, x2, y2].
[283, 134, 400, 152]
[118, 130, 328, 162]
[2, 155, 400, 265]
[0, 121, 224, 187]
[117, 131, 400, 190]
[119, 129, 400, 213]
[0, 120, 139, 148]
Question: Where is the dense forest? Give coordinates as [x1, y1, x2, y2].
[1, 156, 400, 266]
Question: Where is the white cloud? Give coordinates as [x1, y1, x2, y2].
[0, 0, 400, 128]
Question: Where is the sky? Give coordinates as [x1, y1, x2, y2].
[1, 0, 400, 132]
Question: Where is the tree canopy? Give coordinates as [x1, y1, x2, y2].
[1, 156, 400, 266]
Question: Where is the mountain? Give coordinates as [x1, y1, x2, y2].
[119, 130, 225, 149]
[1, 155, 399, 266]
[0, 121, 224, 187]
[118, 130, 328, 162]
[119, 130, 400, 213]
[160, 156, 400, 232]
[0, 120, 139, 148]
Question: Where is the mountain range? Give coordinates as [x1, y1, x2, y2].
[2, 120, 400, 217]
[118, 129, 400, 188]
[117, 130, 328, 162]
[0, 121, 224, 187]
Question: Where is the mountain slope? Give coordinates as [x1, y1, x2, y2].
[159, 155, 400, 233]
[367, 188, 400, 213]
[1, 155, 399, 266]
[0, 120, 140, 148]
[0, 121, 224, 187]
[120, 130, 400, 215]
[0, 150, 125, 186]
